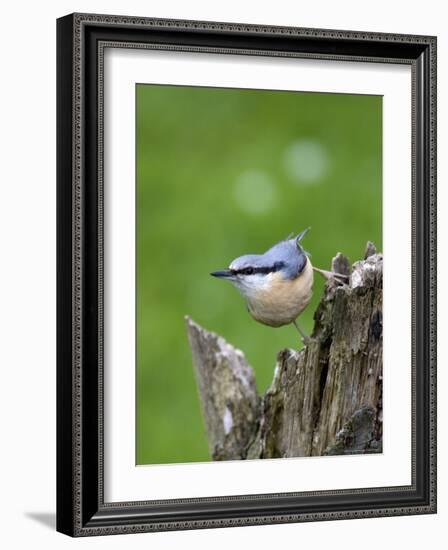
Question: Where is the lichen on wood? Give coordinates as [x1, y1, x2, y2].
[186, 244, 383, 460]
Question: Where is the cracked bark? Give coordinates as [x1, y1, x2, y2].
[186, 243, 383, 460]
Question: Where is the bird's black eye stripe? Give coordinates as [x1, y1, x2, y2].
[273, 261, 285, 272]
[234, 262, 285, 276]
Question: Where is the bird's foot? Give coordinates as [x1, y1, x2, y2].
[313, 266, 349, 283]
[302, 335, 312, 346]
[292, 319, 315, 346]
[301, 335, 316, 346]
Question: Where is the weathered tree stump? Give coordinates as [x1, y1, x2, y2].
[186, 243, 383, 460]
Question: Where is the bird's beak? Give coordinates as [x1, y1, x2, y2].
[210, 269, 234, 279]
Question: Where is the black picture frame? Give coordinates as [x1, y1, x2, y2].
[57, 13, 437, 536]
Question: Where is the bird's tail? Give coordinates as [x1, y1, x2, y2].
[296, 227, 311, 243]
[295, 227, 311, 257]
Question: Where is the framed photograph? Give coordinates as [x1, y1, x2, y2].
[56, 13, 437, 536]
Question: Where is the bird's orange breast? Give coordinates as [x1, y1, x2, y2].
[246, 258, 314, 327]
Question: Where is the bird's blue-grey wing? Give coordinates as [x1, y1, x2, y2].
[285, 244, 307, 279]
[262, 238, 308, 280]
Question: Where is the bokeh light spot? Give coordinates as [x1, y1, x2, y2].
[233, 171, 276, 214]
[283, 139, 329, 184]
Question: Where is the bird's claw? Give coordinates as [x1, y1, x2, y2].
[313, 267, 349, 283]
[301, 335, 315, 346]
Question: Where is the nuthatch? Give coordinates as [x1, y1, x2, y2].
[211, 228, 346, 342]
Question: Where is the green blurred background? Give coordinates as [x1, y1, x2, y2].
[136, 84, 382, 465]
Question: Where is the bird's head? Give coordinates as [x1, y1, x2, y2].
[211, 228, 310, 299]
